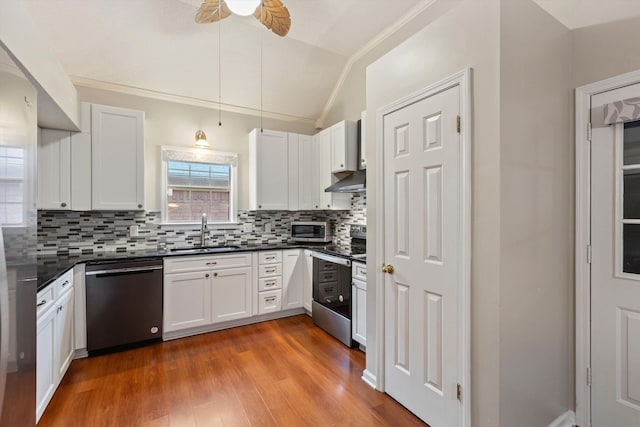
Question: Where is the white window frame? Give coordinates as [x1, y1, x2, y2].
[160, 145, 238, 225]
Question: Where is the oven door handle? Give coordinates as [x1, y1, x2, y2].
[311, 252, 351, 267]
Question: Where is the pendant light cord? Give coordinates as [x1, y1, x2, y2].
[218, 3, 222, 127]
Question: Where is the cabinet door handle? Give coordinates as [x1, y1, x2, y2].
[57, 306, 63, 313]
[206, 262, 217, 266]
[265, 281, 276, 287]
[61, 202, 67, 208]
[266, 269, 276, 274]
[340, 164, 344, 168]
[259, 205, 262, 209]
[213, 272, 218, 277]
[37, 299, 47, 307]
[62, 280, 69, 287]
[138, 204, 143, 208]
[265, 297, 276, 303]
[266, 256, 275, 260]
[205, 274, 210, 278]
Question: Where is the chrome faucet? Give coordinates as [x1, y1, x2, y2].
[200, 213, 209, 247]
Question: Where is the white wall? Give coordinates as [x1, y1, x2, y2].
[75, 86, 317, 212]
[0, 0, 79, 130]
[573, 15, 640, 87]
[365, 1, 502, 425]
[499, 0, 574, 425]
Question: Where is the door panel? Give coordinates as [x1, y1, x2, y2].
[591, 82, 640, 426]
[383, 85, 460, 426]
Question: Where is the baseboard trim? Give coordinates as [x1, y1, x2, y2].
[163, 308, 306, 341]
[362, 369, 377, 389]
[547, 410, 576, 427]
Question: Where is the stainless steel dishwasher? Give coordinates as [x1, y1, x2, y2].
[85, 258, 163, 353]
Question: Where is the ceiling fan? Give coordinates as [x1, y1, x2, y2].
[195, 0, 291, 37]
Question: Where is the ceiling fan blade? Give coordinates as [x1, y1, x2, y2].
[195, 0, 232, 24]
[254, 0, 291, 37]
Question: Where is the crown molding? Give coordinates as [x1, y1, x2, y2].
[70, 76, 317, 126]
[315, 0, 439, 129]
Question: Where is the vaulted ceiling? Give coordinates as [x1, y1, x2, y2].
[23, 0, 640, 125]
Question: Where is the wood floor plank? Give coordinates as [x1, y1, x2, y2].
[39, 315, 426, 427]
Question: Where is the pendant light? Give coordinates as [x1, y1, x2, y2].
[225, 0, 260, 16]
[195, 130, 209, 148]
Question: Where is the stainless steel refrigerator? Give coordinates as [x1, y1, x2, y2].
[0, 45, 38, 426]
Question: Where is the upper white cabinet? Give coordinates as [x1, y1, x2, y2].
[317, 130, 351, 211]
[330, 120, 357, 173]
[298, 134, 319, 210]
[91, 104, 144, 211]
[249, 129, 297, 211]
[38, 129, 71, 210]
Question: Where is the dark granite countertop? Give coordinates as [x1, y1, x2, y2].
[37, 242, 354, 291]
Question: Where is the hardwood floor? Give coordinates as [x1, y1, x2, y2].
[39, 315, 427, 426]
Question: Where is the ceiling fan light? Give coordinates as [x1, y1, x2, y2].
[195, 130, 209, 148]
[225, 0, 261, 16]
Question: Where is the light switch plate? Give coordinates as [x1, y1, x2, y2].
[264, 223, 272, 233]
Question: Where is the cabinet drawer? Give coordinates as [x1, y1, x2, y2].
[317, 259, 338, 271]
[258, 276, 282, 291]
[258, 264, 282, 278]
[318, 270, 338, 283]
[317, 282, 338, 302]
[54, 270, 74, 297]
[259, 251, 282, 265]
[352, 262, 367, 282]
[258, 290, 282, 314]
[36, 286, 54, 317]
[164, 253, 251, 273]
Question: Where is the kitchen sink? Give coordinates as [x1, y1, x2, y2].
[170, 245, 241, 254]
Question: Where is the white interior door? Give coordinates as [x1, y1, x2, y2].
[383, 84, 460, 426]
[591, 83, 640, 427]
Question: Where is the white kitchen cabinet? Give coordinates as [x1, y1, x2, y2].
[303, 250, 313, 314]
[91, 104, 144, 210]
[36, 271, 75, 423]
[249, 129, 296, 211]
[164, 253, 253, 335]
[37, 128, 71, 210]
[211, 266, 253, 323]
[164, 271, 212, 332]
[352, 262, 367, 347]
[256, 250, 283, 314]
[330, 120, 357, 173]
[70, 102, 92, 211]
[282, 249, 304, 310]
[298, 134, 319, 210]
[317, 130, 352, 210]
[73, 264, 87, 352]
[55, 288, 75, 379]
[258, 289, 282, 314]
[36, 304, 55, 423]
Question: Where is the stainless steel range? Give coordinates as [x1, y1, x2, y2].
[311, 225, 366, 347]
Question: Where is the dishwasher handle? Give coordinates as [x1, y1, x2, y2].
[86, 265, 163, 277]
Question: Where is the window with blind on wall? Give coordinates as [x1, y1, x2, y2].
[161, 147, 238, 224]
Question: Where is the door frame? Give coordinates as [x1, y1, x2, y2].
[374, 68, 472, 427]
[575, 68, 640, 427]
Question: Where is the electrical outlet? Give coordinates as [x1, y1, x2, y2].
[265, 223, 272, 233]
[243, 223, 253, 233]
[129, 225, 139, 238]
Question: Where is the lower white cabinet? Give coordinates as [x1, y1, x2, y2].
[163, 254, 253, 335]
[303, 250, 313, 313]
[258, 289, 282, 315]
[352, 262, 367, 347]
[282, 249, 304, 310]
[36, 271, 75, 422]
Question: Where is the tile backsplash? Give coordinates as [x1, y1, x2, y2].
[38, 193, 366, 255]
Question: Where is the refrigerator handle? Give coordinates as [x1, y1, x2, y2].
[0, 228, 9, 417]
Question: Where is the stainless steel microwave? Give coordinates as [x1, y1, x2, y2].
[291, 222, 331, 243]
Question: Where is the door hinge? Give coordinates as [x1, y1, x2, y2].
[457, 383, 462, 401]
[587, 122, 592, 142]
[587, 244, 592, 264]
[587, 367, 592, 387]
[456, 115, 461, 134]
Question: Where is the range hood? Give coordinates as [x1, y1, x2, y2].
[325, 170, 366, 193]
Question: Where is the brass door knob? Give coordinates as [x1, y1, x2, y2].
[381, 264, 394, 274]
